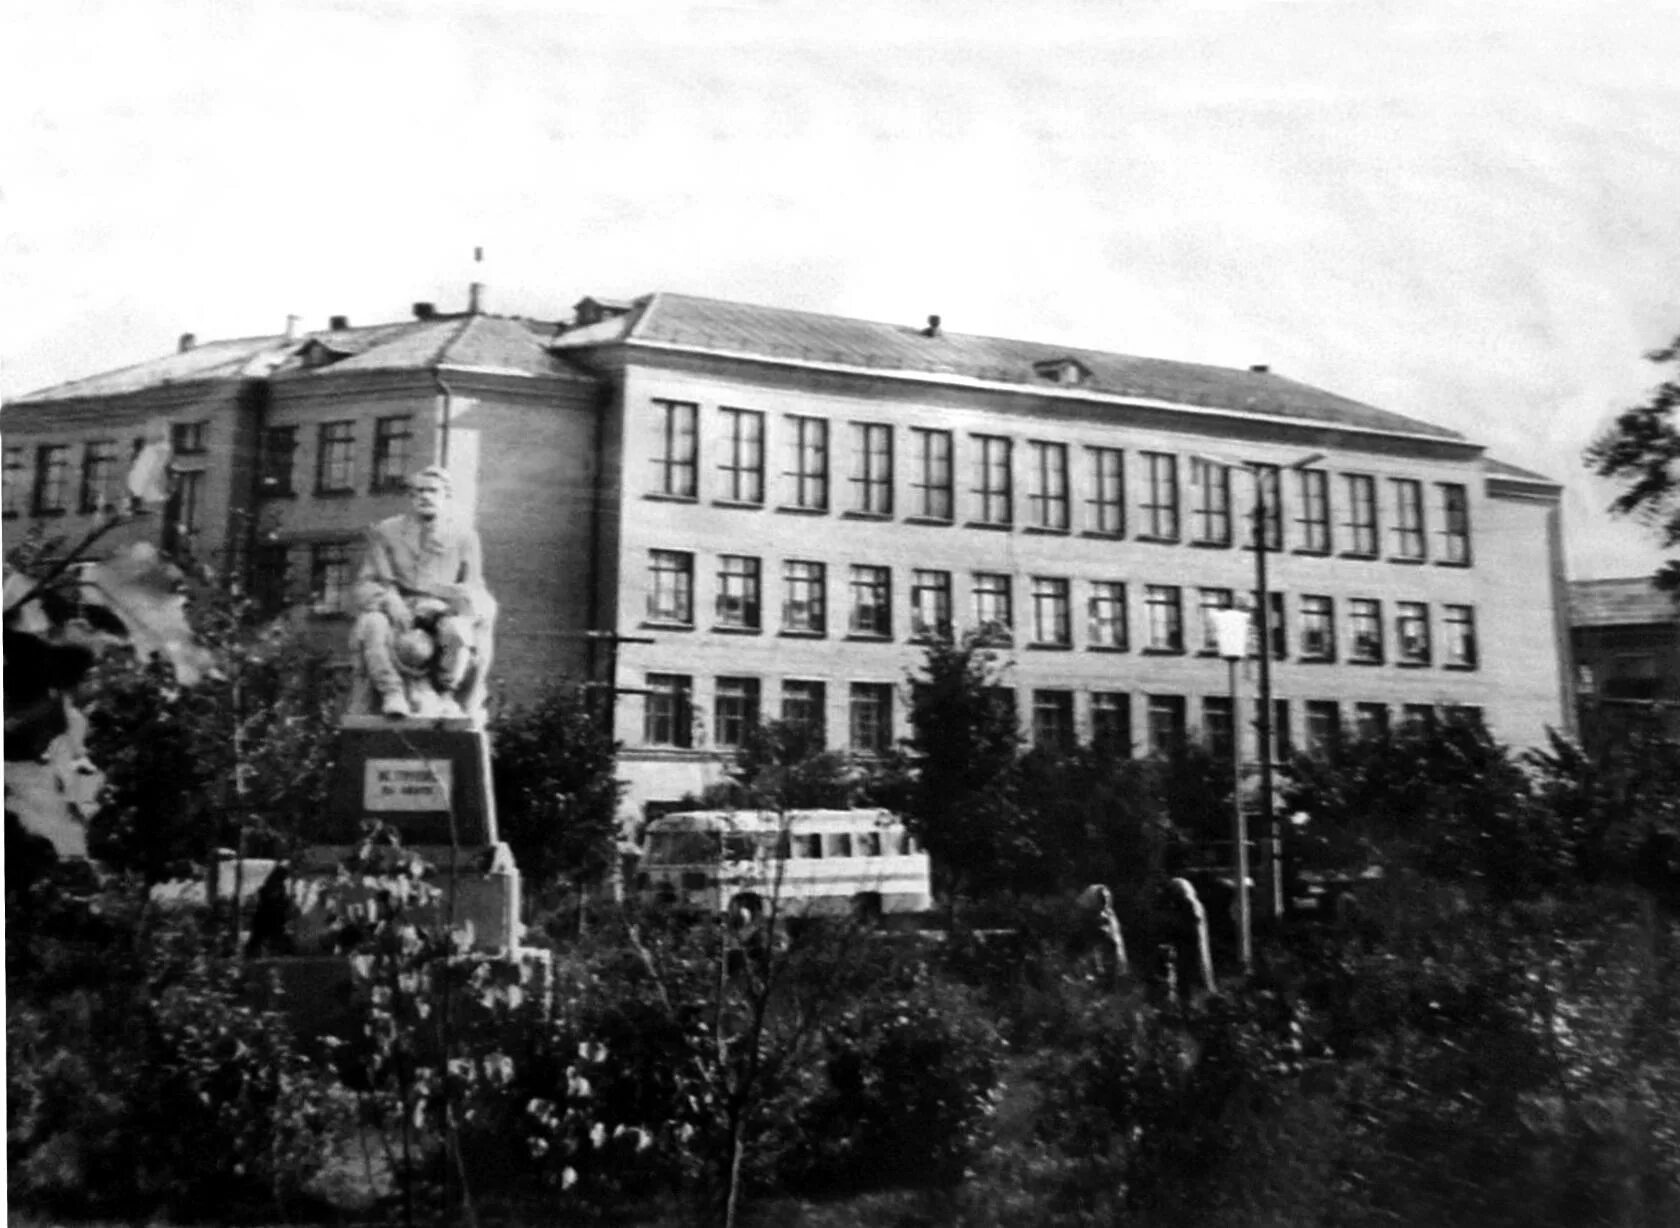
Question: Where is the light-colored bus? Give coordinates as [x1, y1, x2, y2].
[637, 808, 932, 920]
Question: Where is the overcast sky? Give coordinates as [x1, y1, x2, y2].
[6, 0, 1678, 580]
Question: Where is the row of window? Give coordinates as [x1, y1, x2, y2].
[258, 418, 413, 497]
[644, 550, 1478, 668]
[641, 672, 1482, 760]
[0, 416, 417, 518]
[647, 400, 1474, 564]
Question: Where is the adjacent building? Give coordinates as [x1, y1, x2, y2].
[1570, 576, 1680, 743]
[4, 291, 1573, 824]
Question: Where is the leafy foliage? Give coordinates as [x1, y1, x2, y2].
[1585, 332, 1680, 591]
[489, 682, 623, 887]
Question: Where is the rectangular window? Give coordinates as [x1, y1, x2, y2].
[1250, 590, 1288, 659]
[1304, 700, 1342, 756]
[782, 680, 826, 743]
[260, 426, 297, 496]
[1197, 587, 1235, 653]
[972, 434, 1012, 526]
[309, 541, 353, 615]
[653, 400, 698, 498]
[1344, 474, 1378, 556]
[1190, 457, 1233, 545]
[1146, 694, 1187, 757]
[1354, 702, 1389, 741]
[1402, 703, 1437, 731]
[371, 416, 413, 493]
[784, 415, 830, 510]
[645, 674, 694, 747]
[910, 570, 953, 641]
[1026, 441, 1069, 530]
[1029, 577, 1072, 647]
[849, 683, 895, 755]
[849, 565, 892, 637]
[1300, 595, 1336, 661]
[714, 677, 761, 748]
[1144, 585, 1184, 653]
[33, 445, 70, 514]
[783, 560, 827, 634]
[1349, 598, 1384, 663]
[718, 407, 765, 504]
[1140, 451, 1179, 540]
[1087, 447, 1125, 535]
[909, 428, 953, 520]
[316, 421, 355, 493]
[171, 421, 208, 455]
[973, 571, 1013, 637]
[3, 445, 28, 516]
[850, 423, 893, 515]
[1443, 604, 1478, 668]
[1252, 463, 1283, 550]
[1032, 689, 1076, 752]
[1396, 601, 1431, 665]
[1297, 468, 1332, 553]
[715, 555, 761, 630]
[79, 440, 120, 513]
[1088, 581, 1129, 650]
[1091, 692, 1132, 755]
[174, 469, 205, 535]
[250, 542, 292, 615]
[1203, 696, 1235, 762]
[647, 550, 694, 625]
[1390, 478, 1426, 559]
[1437, 483, 1471, 564]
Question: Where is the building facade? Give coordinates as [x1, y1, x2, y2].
[4, 292, 1573, 826]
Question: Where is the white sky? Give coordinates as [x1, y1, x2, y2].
[5, 0, 1679, 579]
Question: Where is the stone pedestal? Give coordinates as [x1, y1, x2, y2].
[295, 717, 521, 952]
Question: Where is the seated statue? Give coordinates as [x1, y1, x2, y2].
[349, 466, 497, 721]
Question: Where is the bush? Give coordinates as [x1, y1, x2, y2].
[780, 968, 1006, 1194]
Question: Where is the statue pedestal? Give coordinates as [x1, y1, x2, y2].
[296, 718, 521, 952]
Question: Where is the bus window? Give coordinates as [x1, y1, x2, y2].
[890, 830, 915, 855]
[826, 833, 853, 858]
[647, 831, 721, 865]
[792, 833, 823, 859]
[722, 833, 757, 862]
[858, 832, 883, 857]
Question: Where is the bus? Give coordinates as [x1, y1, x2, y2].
[637, 808, 932, 921]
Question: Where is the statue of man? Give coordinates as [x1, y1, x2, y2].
[351, 466, 496, 719]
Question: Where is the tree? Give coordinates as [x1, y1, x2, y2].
[487, 682, 623, 888]
[1585, 333, 1680, 592]
[902, 632, 1035, 899]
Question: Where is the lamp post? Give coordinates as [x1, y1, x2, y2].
[1209, 606, 1254, 972]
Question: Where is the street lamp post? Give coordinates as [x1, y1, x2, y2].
[1209, 607, 1254, 973]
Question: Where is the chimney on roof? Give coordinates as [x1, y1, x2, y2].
[413, 301, 436, 321]
[284, 314, 301, 340]
[467, 245, 485, 315]
[177, 332, 196, 353]
[329, 315, 349, 331]
[922, 314, 942, 338]
[1249, 363, 1270, 374]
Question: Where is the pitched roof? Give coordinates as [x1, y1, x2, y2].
[13, 314, 581, 404]
[1483, 456, 1560, 486]
[1569, 577, 1680, 627]
[556, 292, 1466, 442]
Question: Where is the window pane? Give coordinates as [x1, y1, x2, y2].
[972, 434, 1012, 525]
[648, 550, 694, 624]
[784, 560, 827, 633]
[910, 428, 952, 519]
[1027, 442, 1069, 530]
[653, 401, 698, 497]
[714, 676, 761, 747]
[716, 555, 761, 629]
[1141, 452, 1179, 539]
[1031, 576, 1071, 646]
[1088, 581, 1128, 650]
[719, 408, 765, 504]
[911, 569, 952, 640]
[1145, 585, 1183, 652]
[785, 416, 830, 510]
[849, 565, 892, 637]
[849, 682, 894, 754]
[850, 423, 894, 514]
[1087, 447, 1125, 535]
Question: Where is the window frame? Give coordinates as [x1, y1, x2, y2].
[849, 422, 894, 515]
[781, 679, 827, 743]
[848, 564, 892, 638]
[972, 571, 1013, 639]
[1031, 688, 1076, 753]
[848, 682, 895, 755]
[1026, 440, 1070, 531]
[652, 400, 699, 499]
[1437, 482, 1471, 565]
[1144, 584, 1185, 654]
[718, 407, 765, 505]
[910, 569, 953, 641]
[260, 425, 298, 496]
[1088, 580, 1129, 651]
[1299, 594, 1337, 662]
[1087, 446, 1125, 536]
[647, 550, 695, 626]
[32, 444, 71, 514]
[1390, 478, 1426, 560]
[971, 433, 1013, 526]
[782, 559, 828, 635]
[1348, 598, 1384, 663]
[78, 439, 120, 514]
[1190, 457, 1233, 546]
[784, 415, 830, 511]
[908, 427, 953, 520]
[370, 415, 414, 494]
[1442, 603, 1478, 669]
[315, 421, 356, 494]
[308, 540, 354, 616]
[644, 674, 695, 748]
[713, 676, 761, 748]
[1140, 451, 1180, 541]
[1296, 467, 1332, 553]
[1091, 691, 1132, 755]
[1396, 601, 1432, 665]
[1029, 576, 1072, 647]
[715, 555, 762, 631]
[1343, 473, 1378, 557]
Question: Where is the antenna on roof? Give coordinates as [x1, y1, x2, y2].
[468, 246, 486, 315]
